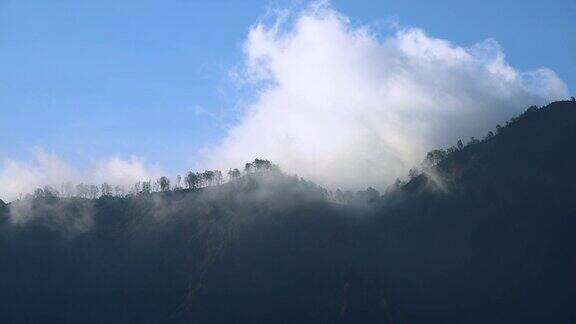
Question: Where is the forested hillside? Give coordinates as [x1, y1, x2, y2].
[1, 100, 575, 323]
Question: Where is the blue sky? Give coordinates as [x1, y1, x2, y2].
[0, 0, 574, 196]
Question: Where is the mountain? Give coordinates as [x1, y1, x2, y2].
[370, 99, 576, 323]
[0, 100, 575, 323]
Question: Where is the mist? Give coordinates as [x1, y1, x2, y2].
[2, 100, 576, 322]
[0, 166, 367, 322]
[0, 149, 162, 202]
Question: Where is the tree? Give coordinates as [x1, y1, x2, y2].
[88, 185, 99, 199]
[76, 183, 89, 198]
[496, 124, 502, 134]
[364, 187, 380, 202]
[33, 188, 45, 198]
[60, 182, 74, 198]
[525, 105, 538, 115]
[244, 163, 254, 174]
[228, 168, 241, 181]
[159, 176, 170, 191]
[202, 171, 215, 186]
[174, 175, 182, 190]
[214, 171, 223, 185]
[424, 149, 447, 167]
[408, 167, 420, 179]
[142, 180, 151, 194]
[114, 185, 124, 197]
[571, 96, 575, 102]
[41, 185, 59, 198]
[186, 172, 200, 189]
[132, 182, 141, 195]
[486, 131, 494, 139]
[100, 182, 112, 196]
[457, 139, 464, 150]
[253, 159, 272, 171]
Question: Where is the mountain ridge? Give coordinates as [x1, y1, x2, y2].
[1, 100, 576, 323]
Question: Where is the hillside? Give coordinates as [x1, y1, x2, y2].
[371, 100, 576, 323]
[0, 100, 575, 323]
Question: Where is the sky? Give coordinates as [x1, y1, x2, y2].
[0, 0, 574, 200]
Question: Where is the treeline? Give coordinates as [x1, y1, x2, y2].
[28, 159, 279, 200]
[399, 103, 555, 185]
[20, 102, 566, 203]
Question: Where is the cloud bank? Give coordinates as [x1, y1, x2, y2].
[0, 1, 569, 199]
[209, 1, 568, 190]
[0, 149, 161, 201]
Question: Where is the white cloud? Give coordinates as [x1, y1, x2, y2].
[92, 156, 162, 188]
[0, 149, 76, 201]
[0, 149, 161, 201]
[208, 1, 569, 190]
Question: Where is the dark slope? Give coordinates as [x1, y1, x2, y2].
[0, 100, 575, 323]
[187, 100, 576, 324]
[375, 100, 576, 323]
[1, 176, 401, 322]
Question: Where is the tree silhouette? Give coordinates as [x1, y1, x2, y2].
[75, 183, 86, 198]
[132, 181, 141, 195]
[114, 185, 124, 197]
[214, 171, 223, 185]
[228, 168, 241, 181]
[33, 188, 44, 198]
[202, 171, 215, 186]
[159, 176, 170, 192]
[88, 185, 99, 199]
[142, 180, 151, 194]
[253, 159, 272, 171]
[186, 172, 200, 189]
[60, 182, 74, 198]
[100, 183, 112, 196]
[174, 175, 182, 190]
[424, 149, 447, 167]
[408, 167, 420, 179]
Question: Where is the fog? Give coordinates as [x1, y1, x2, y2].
[0, 149, 162, 202]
